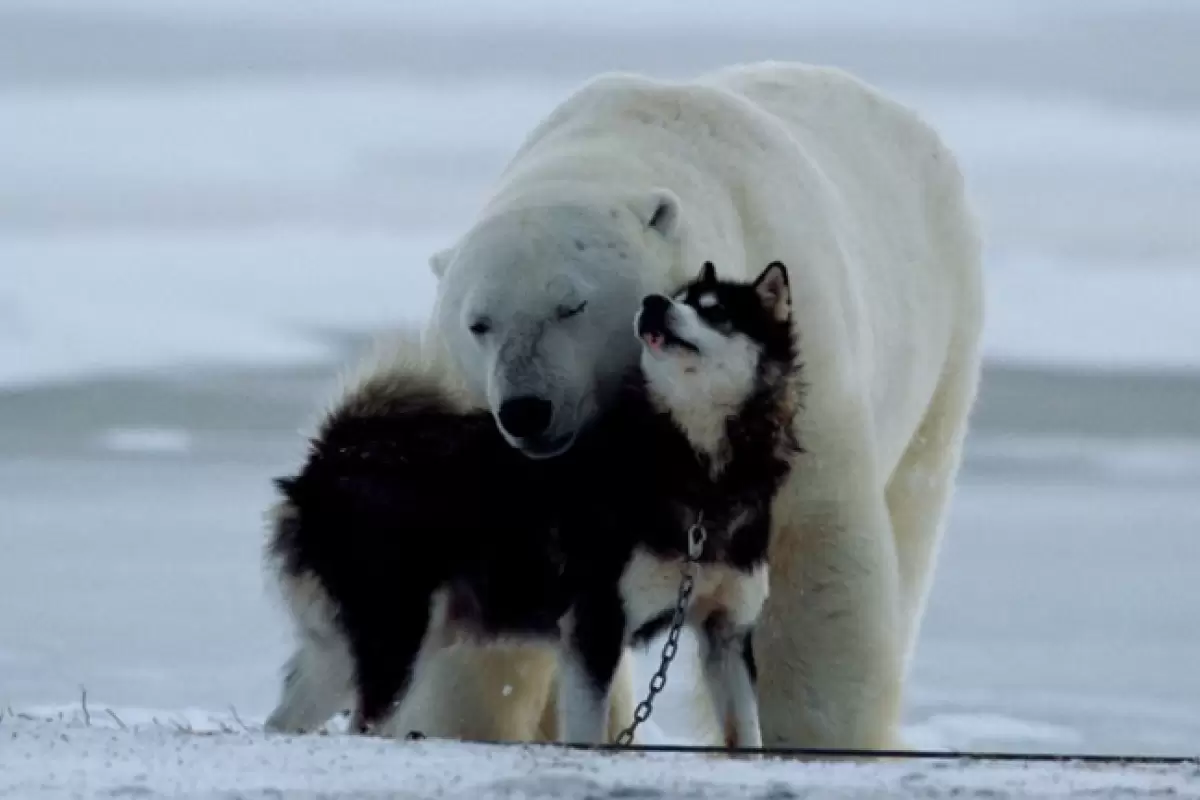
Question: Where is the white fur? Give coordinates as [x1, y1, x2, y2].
[619, 551, 769, 747]
[263, 506, 355, 734]
[553, 616, 611, 745]
[636, 299, 760, 470]
[418, 61, 983, 748]
[697, 619, 763, 749]
[618, 551, 769, 634]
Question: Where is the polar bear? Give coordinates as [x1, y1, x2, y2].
[396, 61, 983, 748]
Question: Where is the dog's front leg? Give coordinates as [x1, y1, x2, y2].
[727, 630, 763, 748]
[265, 641, 354, 734]
[557, 593, 626, 745]
[347, 595, 434, 735]
[701, 621, 763, 749]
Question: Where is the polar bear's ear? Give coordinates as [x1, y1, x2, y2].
[428, 247, 455, 279]
[753, 261, 791, 322]
[635, 189, 680, 238]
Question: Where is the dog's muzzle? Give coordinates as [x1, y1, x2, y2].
[637, 295, 697, 354]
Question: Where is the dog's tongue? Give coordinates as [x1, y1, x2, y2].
[645, 332, 664, 351]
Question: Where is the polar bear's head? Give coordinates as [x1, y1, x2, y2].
[430, 192, 680, 459]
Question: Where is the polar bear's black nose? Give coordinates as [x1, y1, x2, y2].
[498, 395, 553, 439]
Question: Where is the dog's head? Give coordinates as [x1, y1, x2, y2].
[633, 261, 795, 446]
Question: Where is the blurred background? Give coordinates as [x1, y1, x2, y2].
[1, 0, 1197, 756]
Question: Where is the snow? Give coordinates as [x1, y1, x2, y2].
[984, 255, 1200, 373]
[2, 710, 1196, 800]
[94, 427, 194, 455]
[904, 713, 1083, 751]
[967, 435, 1200, 482]
[0, 0, 1127, 34]
[0, 231, 443, 387]
[2, 10, 1199, 384]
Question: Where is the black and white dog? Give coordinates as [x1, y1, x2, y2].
[264, 260, 801, 746]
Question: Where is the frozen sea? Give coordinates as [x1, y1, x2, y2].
[1, 2, 1198, 796]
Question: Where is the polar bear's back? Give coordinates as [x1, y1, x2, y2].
[497, 62, 977, 287]
[704, 62, 981, 271]
[703, 62, 979, 274]
[701, 62, 938, 153]
[728, 64, 982, 466]
[503, 62, 960, 196]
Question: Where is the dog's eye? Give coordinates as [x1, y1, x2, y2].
[555, 301, 588, 320]
[468, 318, 491, 336]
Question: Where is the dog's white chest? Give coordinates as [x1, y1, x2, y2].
[618, 549, 768, 632]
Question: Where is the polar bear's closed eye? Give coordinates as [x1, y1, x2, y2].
[433, 203, 653, 459]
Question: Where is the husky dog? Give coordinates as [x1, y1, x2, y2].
[264, 261, 800, 746]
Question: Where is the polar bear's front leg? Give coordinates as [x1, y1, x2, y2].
[755, 479, 906, 749]
[391, 643, 559, 742]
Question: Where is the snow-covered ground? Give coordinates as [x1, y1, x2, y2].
[3, 710, 1197, 800]
[2, 1, 1199, 796]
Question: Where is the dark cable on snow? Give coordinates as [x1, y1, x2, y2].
[402, 734, 1199, 766]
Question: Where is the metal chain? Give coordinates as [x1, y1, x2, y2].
[614, 515, 707, 746]
[400, 517, 708, 746]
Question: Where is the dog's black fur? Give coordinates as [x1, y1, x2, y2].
[268, 261, 801, 739]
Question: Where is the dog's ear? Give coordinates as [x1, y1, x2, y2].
[697, 261, 717, 284]
[753, 261, 791, 322]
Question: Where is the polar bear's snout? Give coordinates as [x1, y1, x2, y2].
[493, 403, 580, 460]
[487, 332, 590, 459]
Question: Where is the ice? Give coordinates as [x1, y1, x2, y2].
[94, 426, 193, 455]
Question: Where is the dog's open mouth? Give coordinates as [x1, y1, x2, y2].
[639, 324, 699, 355]
[636, 297, 701, 355]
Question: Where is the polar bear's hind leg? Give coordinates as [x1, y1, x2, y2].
[885, 352, 982, 680]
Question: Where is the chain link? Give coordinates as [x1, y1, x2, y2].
[614, 516, 707, 746]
